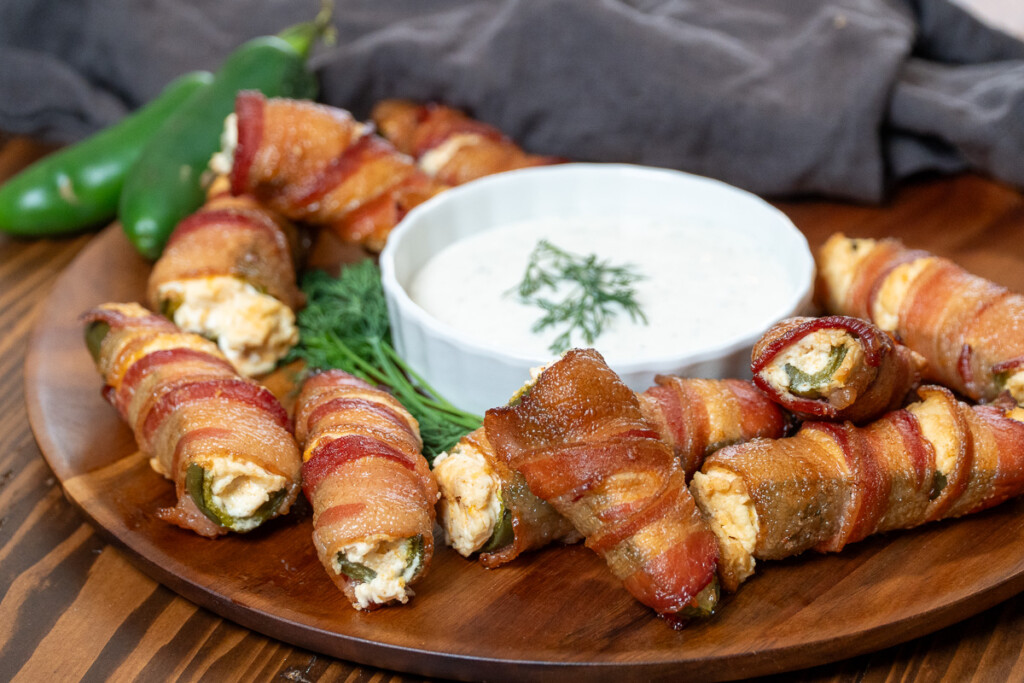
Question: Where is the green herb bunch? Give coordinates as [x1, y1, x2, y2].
[513, 239, 648, 354]
[287, 261, 482, 461]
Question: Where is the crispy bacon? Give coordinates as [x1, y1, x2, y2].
[439, 378, 786, 567]
[81, 303, 302, 537]
[229, 92, 446, 252]
[751, 315, 924, 423]
[371, 99, 563, 186]
[484, 349, 719, 622]
[147, 193, 304, 312]
[638, 377, 793, 476]
[696, 384, 1024, 590]
[447, 427, 582, 569]
[295, 370, 437, 610]
[817, 233, 1024, 402]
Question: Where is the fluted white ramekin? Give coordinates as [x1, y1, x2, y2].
[380, 163, 814, 415]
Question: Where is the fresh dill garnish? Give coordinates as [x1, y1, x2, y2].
[287, 260, 482, 461]
[512, 239, 648, 355]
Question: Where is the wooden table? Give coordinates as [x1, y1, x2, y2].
[2, 132, 1024, 682]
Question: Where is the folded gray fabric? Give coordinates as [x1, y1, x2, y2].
[0, 0, 1021, 203]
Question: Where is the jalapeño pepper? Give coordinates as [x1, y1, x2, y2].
[335, 535, 426, 584]
[0, 71, 212, 237]
[84, 320, 111, 363]
[784, 345, 849, 398]
[186, 463, 288, 532]
[480, 500, 514, 553]
[119, 15, 328, 259]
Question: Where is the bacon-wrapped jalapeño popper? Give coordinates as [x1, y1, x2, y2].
[692, 385, 1024, 591]
[82, 302, 302, 537]
[212, 91, 446, 252]
[147, 192, 304, 377]
[294, 370, 439, 610]
[370, 99, 562, 187]
[638, 376, 794, 477]
[433, 376, 788, 566]
[817, 233, 1024, 404]
[432, 427, 581, 567]
[484, 349, 721, 626]
[751, 315, 925, 424]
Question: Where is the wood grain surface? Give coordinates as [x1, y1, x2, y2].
[3, 131, 1024, 682]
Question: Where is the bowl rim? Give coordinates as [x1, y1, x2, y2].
[379, 162, 815, 374]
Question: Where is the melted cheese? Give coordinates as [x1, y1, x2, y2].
[418, 133, 485, 176]
[817, 234, 876, 313]
[1003, 371, 1024, 406]
[871, 257, 934, 333]
[109, 332, 222, 390]
[335, 537, 420, 609]
[907, 393, 958, 477]
[691, 467, 759, 588]
[432, 440, 502, 557]
[208, 113, 238, 176]
[158, 276, 298, 377]
[205, 456, 287, 530]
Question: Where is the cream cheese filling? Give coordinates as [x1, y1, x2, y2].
[691, 467, 759, 588]
[334, 537, 420, 609]
[208, 113, 238, 177]
[871, 257, 934, 333]
[760, 329, 865, 401]
[433, 441, 503, 557]
[818, 235, 875, 314]
[205, 456, 287, 530]
[1002, 371, 1024, 406]
[418, 133, 485, 176]
[158, 276, 298, 377]
[907, 393, 958, 479]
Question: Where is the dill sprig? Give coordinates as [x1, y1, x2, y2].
[287, 261, 482, 461]
[512, 239, 648, 354]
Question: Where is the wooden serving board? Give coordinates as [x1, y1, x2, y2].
[24, 223, 1024, 682]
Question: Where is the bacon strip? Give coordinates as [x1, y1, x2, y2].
[437, 378, 785, 567]
[294, 370, 438, 610]
[147, 193, 304, 312]
[817, 233, 1024, 402]
[438, 427, 582, 569]
[638, 377, 793, 476]
[751, 315, 924, 423]
[371, 99, 563, 186]
[81, 302, 302, 537]
[145, 192, 304, 377]
[484, 349, 719, 624]
[694, 385, 1024, 590]
[229, 92, 446, 252]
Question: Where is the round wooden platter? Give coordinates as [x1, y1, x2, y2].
[24, 224, 1024, 682]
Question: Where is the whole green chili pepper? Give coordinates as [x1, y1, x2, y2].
[119, 16, 327, 259]
[0, 71, 213, 237]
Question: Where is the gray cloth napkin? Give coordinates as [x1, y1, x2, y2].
[1, 0, 1021, 202]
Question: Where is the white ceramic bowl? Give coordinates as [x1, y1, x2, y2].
[380, 163, 814, 415]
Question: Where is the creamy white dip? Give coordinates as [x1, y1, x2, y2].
[408, 217, 795, 362]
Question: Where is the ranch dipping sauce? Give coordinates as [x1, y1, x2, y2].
[408, 216, 794, 362]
